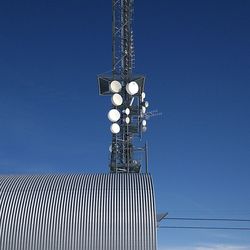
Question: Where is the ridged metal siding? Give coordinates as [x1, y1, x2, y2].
[0, 174, 157, 250]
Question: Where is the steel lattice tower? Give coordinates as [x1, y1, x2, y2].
[112, 0, 135, 79]
[98, 0, 149, 173]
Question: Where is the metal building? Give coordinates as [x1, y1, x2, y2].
[0, 173, 157, 250]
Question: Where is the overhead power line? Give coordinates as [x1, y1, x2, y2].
[164, 217, 250, 222]
[159, 226, 250, 231]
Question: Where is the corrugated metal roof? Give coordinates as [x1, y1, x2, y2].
[0, 173, 157, 250]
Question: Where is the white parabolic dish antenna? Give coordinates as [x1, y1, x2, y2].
[125, 117, 130, 124]
[142, 106, 146, 114]
[108, 109, 121, 122]
[126, 81, 139, 95]
[110, 80, 122, 93]
[110, 123, 120, 134]
[125, 108, 130, 115]
[111, 94, 123, 106]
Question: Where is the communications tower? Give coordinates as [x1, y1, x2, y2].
[98, 0, 149, 173]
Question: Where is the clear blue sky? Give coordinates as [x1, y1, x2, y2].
[0, 0, 249, 249]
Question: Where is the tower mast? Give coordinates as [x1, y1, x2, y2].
[112, 0, 134, 78]
[99, 0, 148, 173]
